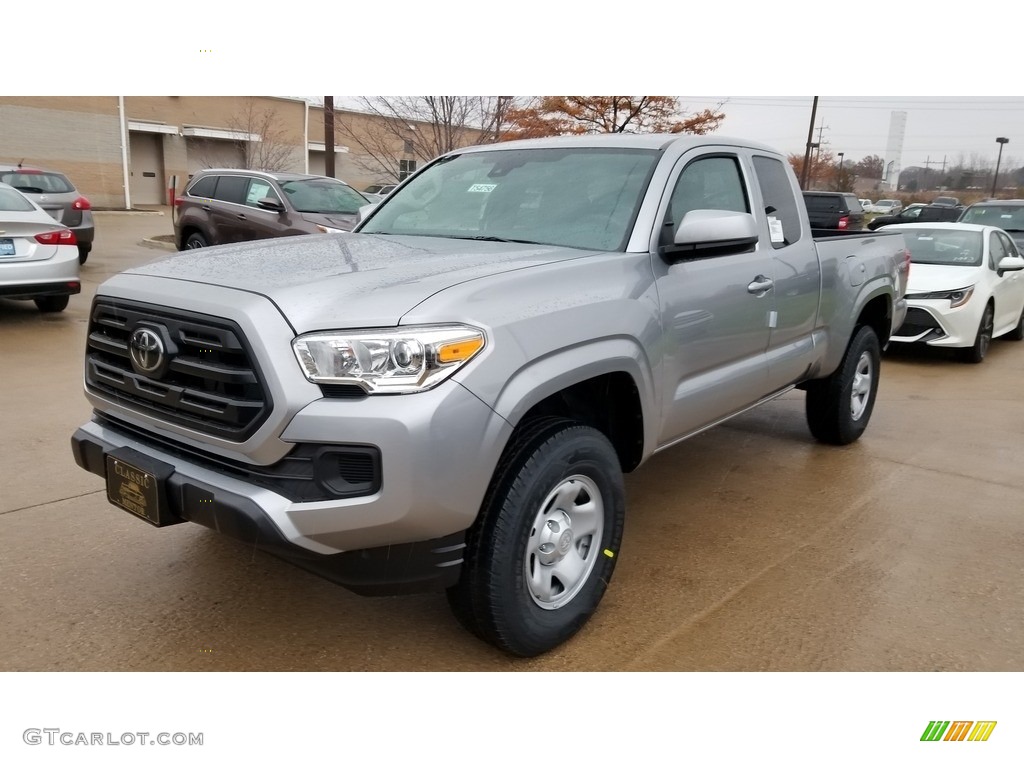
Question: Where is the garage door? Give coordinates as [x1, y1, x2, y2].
[186, 138, 244, 178]
[128, 132, 166, 206]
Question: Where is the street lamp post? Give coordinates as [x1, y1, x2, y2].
[837, 152, 845, 191]
[992, 137, 1009, 198]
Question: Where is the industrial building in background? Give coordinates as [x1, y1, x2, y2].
[0, 97, 466, 208]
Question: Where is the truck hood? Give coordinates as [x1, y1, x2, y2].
[907, 263, 981, 293]
[127, 233, 592, 331]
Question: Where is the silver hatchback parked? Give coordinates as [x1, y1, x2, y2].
[0, 164, 95, 264]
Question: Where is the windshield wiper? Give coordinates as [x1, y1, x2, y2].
[448, 235, 543, 245]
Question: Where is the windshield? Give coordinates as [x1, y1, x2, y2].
[897, 229, 983, 266]
[279, 179, 368, 215]
[359, 147, 660, 251]
[959, 204, 1024, 231]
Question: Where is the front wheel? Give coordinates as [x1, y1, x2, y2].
[805, 325, 881, 445]
[184, 232, 208, 250]
[447, 418, 625, 657]
[960, 303, 994, 363]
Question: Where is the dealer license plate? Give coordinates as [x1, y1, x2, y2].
[106, 454, 162, 525]
[0, 238, 15, 256]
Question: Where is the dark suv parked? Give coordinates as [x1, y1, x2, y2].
[173, 169, 370, 250]
[867, 202, 963, 230]
[801, 191, 866, 230]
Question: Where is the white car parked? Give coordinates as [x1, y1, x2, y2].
[882, 222, 1024, 362]
[872, 199, 903, 215]
[0, 182, 81, 312]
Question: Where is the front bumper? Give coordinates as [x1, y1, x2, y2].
[890, 298, 983, 348]
[72, 374, 511, 593]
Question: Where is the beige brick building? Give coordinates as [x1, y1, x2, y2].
[0, 96, 444, 208]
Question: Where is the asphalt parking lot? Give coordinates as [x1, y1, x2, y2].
[2, 210, 1023, 671]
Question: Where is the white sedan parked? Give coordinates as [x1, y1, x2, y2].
[0, 182, 80, 312]
[882, 222, 1024, 362]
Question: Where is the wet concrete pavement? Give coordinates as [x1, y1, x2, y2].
[2, 211, 1023, 671]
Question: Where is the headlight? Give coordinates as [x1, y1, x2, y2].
[293, 325, 485, 394]
[909, 285, 974, 308]
[316, 225, 346, 234]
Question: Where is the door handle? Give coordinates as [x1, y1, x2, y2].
[747, 276, 774, 295]
[236, 213, 247, 220]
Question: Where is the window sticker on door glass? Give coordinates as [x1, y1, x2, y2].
[768, 216, 785, 243]
[468, 183, 497, 193]
[247, 182, 272, 205]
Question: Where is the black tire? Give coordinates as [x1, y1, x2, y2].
[184, 232, 208, 250]
[447, 417, 626, 657]
[34, 295, 69, 313]
[1004, 304, 1024, 341]
[77, 244, 90, 265]
[960, 303, 994, 363]
[805, 325, 881, 445]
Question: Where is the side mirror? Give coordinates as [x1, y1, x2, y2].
[997, 255, 1024, 274]
[256, 198, 285, 213]
[663, 209, 759, 261]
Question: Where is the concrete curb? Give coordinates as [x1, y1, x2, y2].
[142, 238, 177, 252]
[94, 210, 167, 216]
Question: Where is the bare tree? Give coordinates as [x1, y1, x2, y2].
[335, 96, 515, 183]
[225, 98, 297, 172]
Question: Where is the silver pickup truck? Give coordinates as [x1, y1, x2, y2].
[72, 134, 908, 656]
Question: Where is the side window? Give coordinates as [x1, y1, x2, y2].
[666, 155, 749, 231]
[187, 175, 216, 198]
[212, 175, 248, 205]
[245, 179, 278, 207]
[752, 155, 802, 249]
[989, 231, 1007, 270]
[997, 231, 1018, 260]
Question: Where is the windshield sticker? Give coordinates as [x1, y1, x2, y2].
[768, 216, 785, 243]
[468, 183, 497, 193]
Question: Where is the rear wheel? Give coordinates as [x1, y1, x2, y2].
[805, 325, 881, 445]
[961, 303, 994, 363]
[34, 295, 69, 313]
[77, 244, 91, 265]
[447, 417, 625, 657]
[184, 232, 208, 250]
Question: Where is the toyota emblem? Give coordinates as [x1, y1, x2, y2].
[129, 328, 165, 375]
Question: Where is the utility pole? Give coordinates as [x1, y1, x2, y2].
[324, 96, 335, 178]
[800, 97, 819, 190]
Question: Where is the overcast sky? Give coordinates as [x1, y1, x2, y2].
[16, 4, 1024, 174]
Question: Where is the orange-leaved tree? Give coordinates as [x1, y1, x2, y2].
[502, 96, 724, 140]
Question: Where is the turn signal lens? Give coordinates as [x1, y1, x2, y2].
[437, 336, 484, 363]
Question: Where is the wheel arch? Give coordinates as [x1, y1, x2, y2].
[485, 340, 655, 472]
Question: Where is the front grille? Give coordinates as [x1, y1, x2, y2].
[896, 307, 944, 337]
[86, 299, 271, 441]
